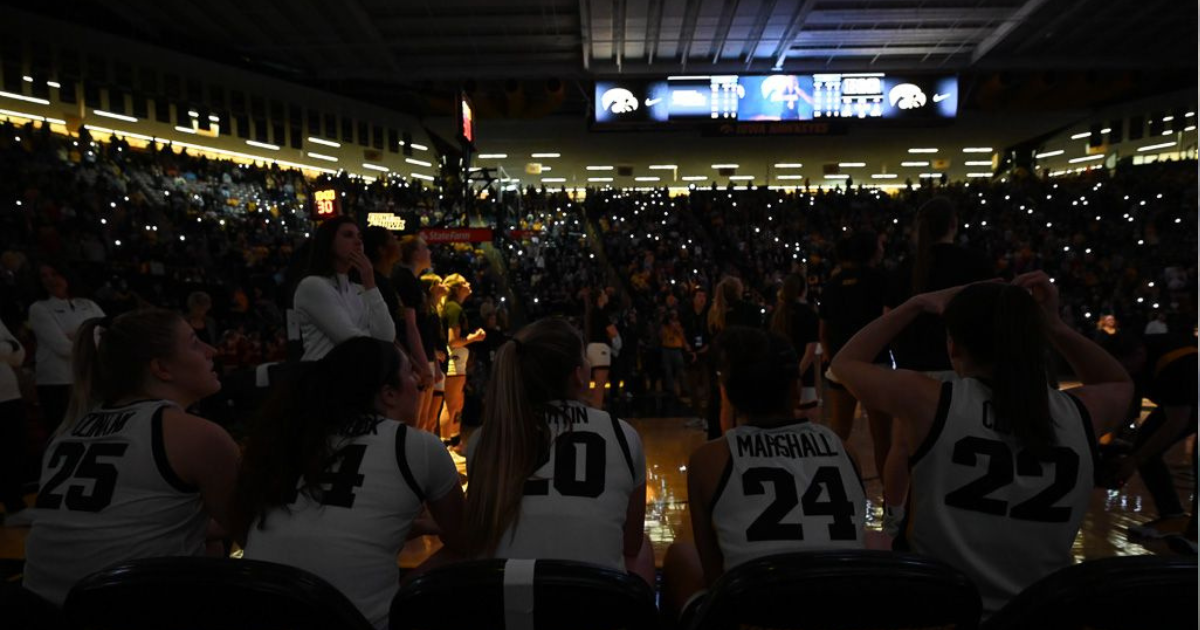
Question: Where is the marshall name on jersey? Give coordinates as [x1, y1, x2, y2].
[714, 421, 866, 572]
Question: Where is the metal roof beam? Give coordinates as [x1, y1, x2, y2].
[770, 0, 818, 69]
[971, 0, 1052, 64]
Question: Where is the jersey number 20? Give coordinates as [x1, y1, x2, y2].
[524, 433, 607, 498]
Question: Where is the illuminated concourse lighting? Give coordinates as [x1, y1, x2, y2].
[711, 163, 739, 169]
[246, 140, 281, 151]
[362, 163, 389, 172]
[411, 173, 435, 181]
[405, 158, 432, 168]
[307, 152, 338, 162]
[635, 176, 661, 182]
[776, 175, 805, 180]
[648, 164, 677, 170]
[531, 152, 561, 158]
[1136, 141, 1176, 152]
[1034, 150, 1064, 159]
[1068, 155, 1105, 163]
[1070, 132, 1091, 140]
[901, 161, 929, 167]
[966, 172, 992, 178]
[838, 162, 866, 168]
[542, 177, 566, 183]
[907, 148, 938, 154]
[93, 110, 138, 123]
[588, 177, 613, 182]
[0, 91, 50, 105]
[586, 165, 613, 171]
[728, 175, 754, 181]
[871, 173, 897, 179]
[681, 176, 707, 181]
[410, 143, 429, 151]
[964, 161, 993, 167]
[308, 137, 341, 148]
[962, 147, 992, 153]
[774, 163, 803, 168]
[477, 153, 507, 159]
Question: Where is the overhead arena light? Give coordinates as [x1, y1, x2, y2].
[907, 148, 938, 154]
[308, 137, 341, 148]
[635, 176, 660, 182]
[588, 177, 613, 182]
[46, 81, 61, 89]
[838, 162, 866, 168]
[962, 147, 993, 153]
[477, 153, 507, 159]
[729, 175, 755, 180]
[776, 175, 805, 180]
[586, 165, 613, 171]
[307, 152, 338, 162]
[825, 174, 850, 179]
[648, 164, 677, 170]
[901, 161, 929, 167]
[966, 172, 992, 178]
[410, 143, 429, 151]
[411, 173, 435, 181]
[362, 163, 389, 172]
[681, 176, 707, 181]
[871, 174, 897, 179]
[1034, 150, 1064, 159]
[542, 177, 566, 183]
[1068, 155, 1105, 163]
[531, 152, 561, 158]
[405, 158, 432, 168]
[774, 163, 803, 168]
[1070, 132, 1091, 140]
[964, 161, 993, 167]
[711, 163, 739, 169]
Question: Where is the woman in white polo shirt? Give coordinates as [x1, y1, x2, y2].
[293, 216, 395, 361]
[28, 262, 104, 433]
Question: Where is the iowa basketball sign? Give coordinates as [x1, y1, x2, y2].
[312, 189, 339, 220]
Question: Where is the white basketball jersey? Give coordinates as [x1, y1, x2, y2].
[904, 376, 1096, 616]
[713, 421, 866, 570]
[476, 400, 646, 571]
[245, 418, 458, 630]
[23, 400, 208, 606]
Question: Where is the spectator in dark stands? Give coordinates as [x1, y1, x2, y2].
[682, 288, 712, 423]
[440, 273, 485, 448]
[365, 227, 430, 395]
[583, 287, 618, 409]
[185, 291, 219, 347]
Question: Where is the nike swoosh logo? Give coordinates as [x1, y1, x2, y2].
[932, 93, 950, 103]
[645, 97, 663, 107]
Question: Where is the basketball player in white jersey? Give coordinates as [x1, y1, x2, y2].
[23, 309, 240, 607]
[463, 317, 654, 587]
[235, 337, 464, 630]
[831, 272, 1132, 617]
[662, 327, 866, 623]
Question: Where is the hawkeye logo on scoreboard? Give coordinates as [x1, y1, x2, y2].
[313, 189, 339, 219]
[368, 213, 408, 232]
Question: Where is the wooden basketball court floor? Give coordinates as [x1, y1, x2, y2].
[1, 403, 1194, 571]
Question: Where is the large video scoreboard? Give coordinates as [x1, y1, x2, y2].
[594, 73, 957, 126]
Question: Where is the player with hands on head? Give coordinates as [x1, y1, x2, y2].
[830, 271, 1133, 618]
